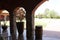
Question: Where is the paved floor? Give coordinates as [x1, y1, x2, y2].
[24, 30, 60, 40]
[43, 30, 60, 40]
[0, 27, 60, 40]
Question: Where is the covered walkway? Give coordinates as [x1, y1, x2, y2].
[1, 0, 60, 40]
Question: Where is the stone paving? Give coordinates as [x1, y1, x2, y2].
[43, 30, 60, 40]
[0, 27, 60, 40]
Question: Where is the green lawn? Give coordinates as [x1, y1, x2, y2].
[34, 18, 47, 28]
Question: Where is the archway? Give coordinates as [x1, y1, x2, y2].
[32, 0, 60, 40]
[0, 0, 47, 40]
[0, 10, 10, 40]
[14, 7, 26, 28]
[32, 0, 48, 28]
[1, 10, 9, 26]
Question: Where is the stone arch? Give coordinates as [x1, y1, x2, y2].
[31, 0, 48, 28]
[0, 0, 48, 40]
[32, 0, 48, 14]
[0, 9, 9, 22]
[14, 7, 26, 22]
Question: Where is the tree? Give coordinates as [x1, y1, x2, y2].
[35, 8, 60, 19]
[44, 8, 59, 18]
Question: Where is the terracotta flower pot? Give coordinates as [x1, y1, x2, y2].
[16, 22, 24, 34]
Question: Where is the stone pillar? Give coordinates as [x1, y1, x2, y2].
[26, 11, 34, 40]
[0, 22, 1, 34]
[9, 11, 17, 40]
[18, 34, 24, 40]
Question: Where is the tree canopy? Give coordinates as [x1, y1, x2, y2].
[35, 8, 60, 19]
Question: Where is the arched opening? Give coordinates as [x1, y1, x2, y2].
[0, 10, 10, 40]
[1, 10, 10, 26]
[33, 0, 60, 39]
[0, 10, 9, 26]
[13, 7, 26, 40]
[32, 0, 48, 29]
[0, 0, 48, 40]
[14, 7, 26, 29]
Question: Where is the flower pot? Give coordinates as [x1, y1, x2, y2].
[16, 22, 24, 34]
[2, 25, 7, 32]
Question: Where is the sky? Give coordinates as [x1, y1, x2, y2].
[35, 0, 60, 15]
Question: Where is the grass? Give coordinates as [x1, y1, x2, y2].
[34, 18, 47, 28]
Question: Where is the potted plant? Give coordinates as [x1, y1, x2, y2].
[16, 7, 26, 34]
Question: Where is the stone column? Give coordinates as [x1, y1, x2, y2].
[26, 11, 34, 40]
[9, 11, 17, 40]
[0, 21, 2, 35]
